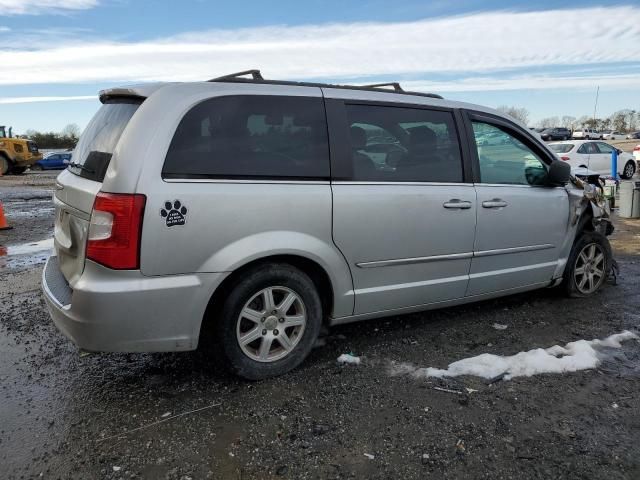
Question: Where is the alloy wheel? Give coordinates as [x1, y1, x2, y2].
[624, 162, 635, 179]
[236, 286, 307, 363]
[574, 243, 606, 295]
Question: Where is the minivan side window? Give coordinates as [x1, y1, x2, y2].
[345, 104, 463, 182]
[163, 95, 330, 179]
[471, 121, 547, 186]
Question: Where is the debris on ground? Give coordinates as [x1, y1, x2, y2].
[337, 353, 361, 365]
[492, 323, 508, 330]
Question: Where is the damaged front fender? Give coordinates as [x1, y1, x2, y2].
[568, 176, 613, 236]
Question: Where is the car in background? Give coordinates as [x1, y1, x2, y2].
[626, 131, 640, 140]
[572, 128, 599, 140]
[31, 152, 72, 170]
[548, 140, 637, 179]
[539, 127, 571, 141]
[601, 131, 625, 141]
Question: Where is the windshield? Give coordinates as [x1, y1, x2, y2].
[549, 144, 574, 153]
[70, 99, 141, 181]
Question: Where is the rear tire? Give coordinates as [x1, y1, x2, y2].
[562, 231, 612, 298]
[0, 156, 9, 175]
[621, 160, 636, 179]
[214, 263, 322, 380]
[31, 164, 43, 171]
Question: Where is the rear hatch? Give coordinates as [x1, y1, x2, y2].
[53, 99, 141, 286]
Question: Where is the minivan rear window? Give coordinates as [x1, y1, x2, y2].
[69, 98, 141, 182]
[162, 95, 330, 180]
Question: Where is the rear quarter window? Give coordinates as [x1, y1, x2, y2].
[162, 95, 330, 180]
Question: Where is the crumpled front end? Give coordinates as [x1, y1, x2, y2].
[568, 176, 614, 237]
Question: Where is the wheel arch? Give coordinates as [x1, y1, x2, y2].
[199, 252, 351, 345]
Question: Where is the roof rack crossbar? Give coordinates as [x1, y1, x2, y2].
[361, 82, 404, 92]
[209, 69, 264, 82]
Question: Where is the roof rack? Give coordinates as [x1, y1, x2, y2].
[208, 69, 264, 81]
[207, 69, 443, 99]
[361, 82, 404, 92]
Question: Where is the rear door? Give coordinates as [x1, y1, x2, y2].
[53, 100, 142, 286]
[592, 142, 615, 175]
[327, 96, 476, 315]
[464, 111, 569, 296]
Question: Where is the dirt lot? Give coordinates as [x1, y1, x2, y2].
[1, 172, 639, 480]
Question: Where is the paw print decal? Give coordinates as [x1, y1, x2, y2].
[160, 200, 188, 227]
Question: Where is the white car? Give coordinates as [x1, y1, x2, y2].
[601, 131, 624, 140]
[548, 140, 637, 179]
[572, 128, 599, 140]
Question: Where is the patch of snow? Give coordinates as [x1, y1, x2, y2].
[391, 331, 638, 381]
[160, 412, 171, 418]
[492, 323, 508, 330]
[337, 353, 361, 365]
[364, 453, 375, 460]
[112, 466, 121, 472]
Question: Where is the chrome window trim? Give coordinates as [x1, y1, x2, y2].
[332, 181, 472, 186]
[163, 179, 330, 185]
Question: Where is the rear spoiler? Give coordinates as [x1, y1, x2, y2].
[98, 87, 147, 104]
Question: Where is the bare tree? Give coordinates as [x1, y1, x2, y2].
[561, 116, 576, 129]
[537, 116, 559, 129]
[61, 123, 81, 138]
[496, 105, 530, 126]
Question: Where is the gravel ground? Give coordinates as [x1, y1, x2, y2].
[1, 172, 639, 480]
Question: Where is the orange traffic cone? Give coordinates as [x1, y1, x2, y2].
[0, 201, 12, 230]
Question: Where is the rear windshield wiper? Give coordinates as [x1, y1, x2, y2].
[67, 162, 95, 174]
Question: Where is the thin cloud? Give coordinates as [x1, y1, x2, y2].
[1, 6, 639, 91]
[0, 95, 96, 104]
[0, 0, 98, 15]
[403, 73, 640, 93]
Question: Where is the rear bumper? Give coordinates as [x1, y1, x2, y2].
[42, 256, 228, 352]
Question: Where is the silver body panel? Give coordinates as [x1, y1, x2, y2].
[42, 80, 594, 352]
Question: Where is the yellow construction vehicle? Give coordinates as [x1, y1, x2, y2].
[0, 126, 43, 175]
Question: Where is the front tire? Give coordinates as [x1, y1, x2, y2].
[31, 164, 43, 171]
[621, 160, 636, 179]
[216, 264, 322, 380]
[563, 231, 612, 298]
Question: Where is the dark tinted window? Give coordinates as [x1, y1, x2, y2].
[163, 95, 329, 179]
[70, 100, 141, 182]
[345, 104, 462, 182]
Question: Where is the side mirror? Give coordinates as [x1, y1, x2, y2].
[616, 148, 623, 155]
[546, 160, 571, 186]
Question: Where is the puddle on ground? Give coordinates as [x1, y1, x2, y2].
[0, 238, 54, 270]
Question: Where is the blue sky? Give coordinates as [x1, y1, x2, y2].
[1, 0, 639, 133]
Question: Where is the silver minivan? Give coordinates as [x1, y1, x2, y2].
[42, 70, 613, 379]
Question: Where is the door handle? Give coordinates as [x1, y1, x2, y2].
[443, 199, 472, 209]
[482, 199, 508, 208]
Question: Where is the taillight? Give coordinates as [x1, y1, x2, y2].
[560, 156, 570, 161]
[634, 146, 640, 151]
[86, 192, 146, 270]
